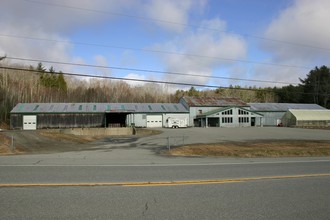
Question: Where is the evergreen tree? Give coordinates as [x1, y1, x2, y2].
[300, 66, 330, 108]
[57, 72, 67, 92]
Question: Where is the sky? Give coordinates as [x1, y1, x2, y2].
[1, 0, 330, 90]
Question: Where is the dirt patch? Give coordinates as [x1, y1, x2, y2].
[168, 140, 330, 157]
[135, 128, 162, 136]
[0, 128, 161, 155]
[0, 122, 9, 130]
[0, 133, 24, 155]
[0, 130, 103, 155]
[39, 130, 102, 143]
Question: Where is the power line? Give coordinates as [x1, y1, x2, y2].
[0, 34, 312, 70]
[0, 65, 225, 89]
[0, 65, 277, 91]
[0, 65, 321, 96]
[23, 0, 330, 52]
[6, 56, 299, 85]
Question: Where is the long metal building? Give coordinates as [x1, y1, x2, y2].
[248, 103, 326, 126]
[10, 103, 189, 130]
[281, 109, 330, 127]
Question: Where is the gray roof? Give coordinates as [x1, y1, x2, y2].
[11, 103, 189, 114]
[248, 103, 326, 112]
[196, 107, 263, 118]
[180, 96, 248, 107]
[286, 109, 330, 120]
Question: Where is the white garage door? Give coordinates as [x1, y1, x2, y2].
[146, 115, 163, 128]
[23, 115, 37, 130]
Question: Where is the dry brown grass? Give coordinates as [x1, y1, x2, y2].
[168, 140, 330, 157]
[38, 131, 102, 143]
[0, 133, 24, 155]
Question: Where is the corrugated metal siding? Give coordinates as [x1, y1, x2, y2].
[11, 103, 189, 114]
[288, 110, 330, 121]
[281, 111, 296, 127]
[131, 114, 147, 127]
[282, 110, 330, 127]
[261, 112, 285, 126]
[181, 97, 248, 107]
[10, 114, 105, 129]
[249, 103, 326, 126]
[248, 103, 325, 111]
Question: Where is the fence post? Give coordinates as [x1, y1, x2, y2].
[11, 135, 15, 152]
[167, 136, 170, 150]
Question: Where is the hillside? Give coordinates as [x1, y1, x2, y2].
[0, 62, 279, 125]
[1, 61, 329, 126]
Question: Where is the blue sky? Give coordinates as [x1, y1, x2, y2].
[1, 0, 330, 90]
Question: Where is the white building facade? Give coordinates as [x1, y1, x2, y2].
[179, 97, 263, 128]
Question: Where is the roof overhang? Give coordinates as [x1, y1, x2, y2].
[196, 106, 263, 118]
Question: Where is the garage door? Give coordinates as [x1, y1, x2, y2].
[23, 115, 37, 130]
[146, 115, 163, 128]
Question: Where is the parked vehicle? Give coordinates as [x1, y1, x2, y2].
[166, 117, 188, 128]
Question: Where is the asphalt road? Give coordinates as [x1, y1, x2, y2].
[1, 176, 329, 220]
[1, 159, 330, 219]
[1, 127, 330, 219]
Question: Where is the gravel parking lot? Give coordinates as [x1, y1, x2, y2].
[145, 127, 330, 146]
[1, 127, 330, 155]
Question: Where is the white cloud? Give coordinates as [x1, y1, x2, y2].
[152, 18, 247, 87]
[0, 25, 73, 70]
[124, 73, 147, 87]
[92, 55, 111, 76]
[0, 0, 135, 70]
[144, 0, 206, 32]
[264, 0, 330, 65]
[94, 55, 108, 66]
[254, 0, 330, 85]
[0, 0, 135, 33]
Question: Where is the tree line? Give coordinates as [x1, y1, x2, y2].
[0, 58, 329, 125]
[175, 66, 330, 109]
[274, 66, 330, 108]
[0, 61, 176, 124]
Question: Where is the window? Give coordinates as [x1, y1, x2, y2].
[239, 109, 249, 115]
[199, 110, 203, 114]
[222, 117, 233, 123]
[148, 105, 152, 111]
[222, 109, 232, 115]
[239, 117, 249, 123]
[93, 105, 97, 111]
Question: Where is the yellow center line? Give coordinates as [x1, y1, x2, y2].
[1, 173, 329, 188]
